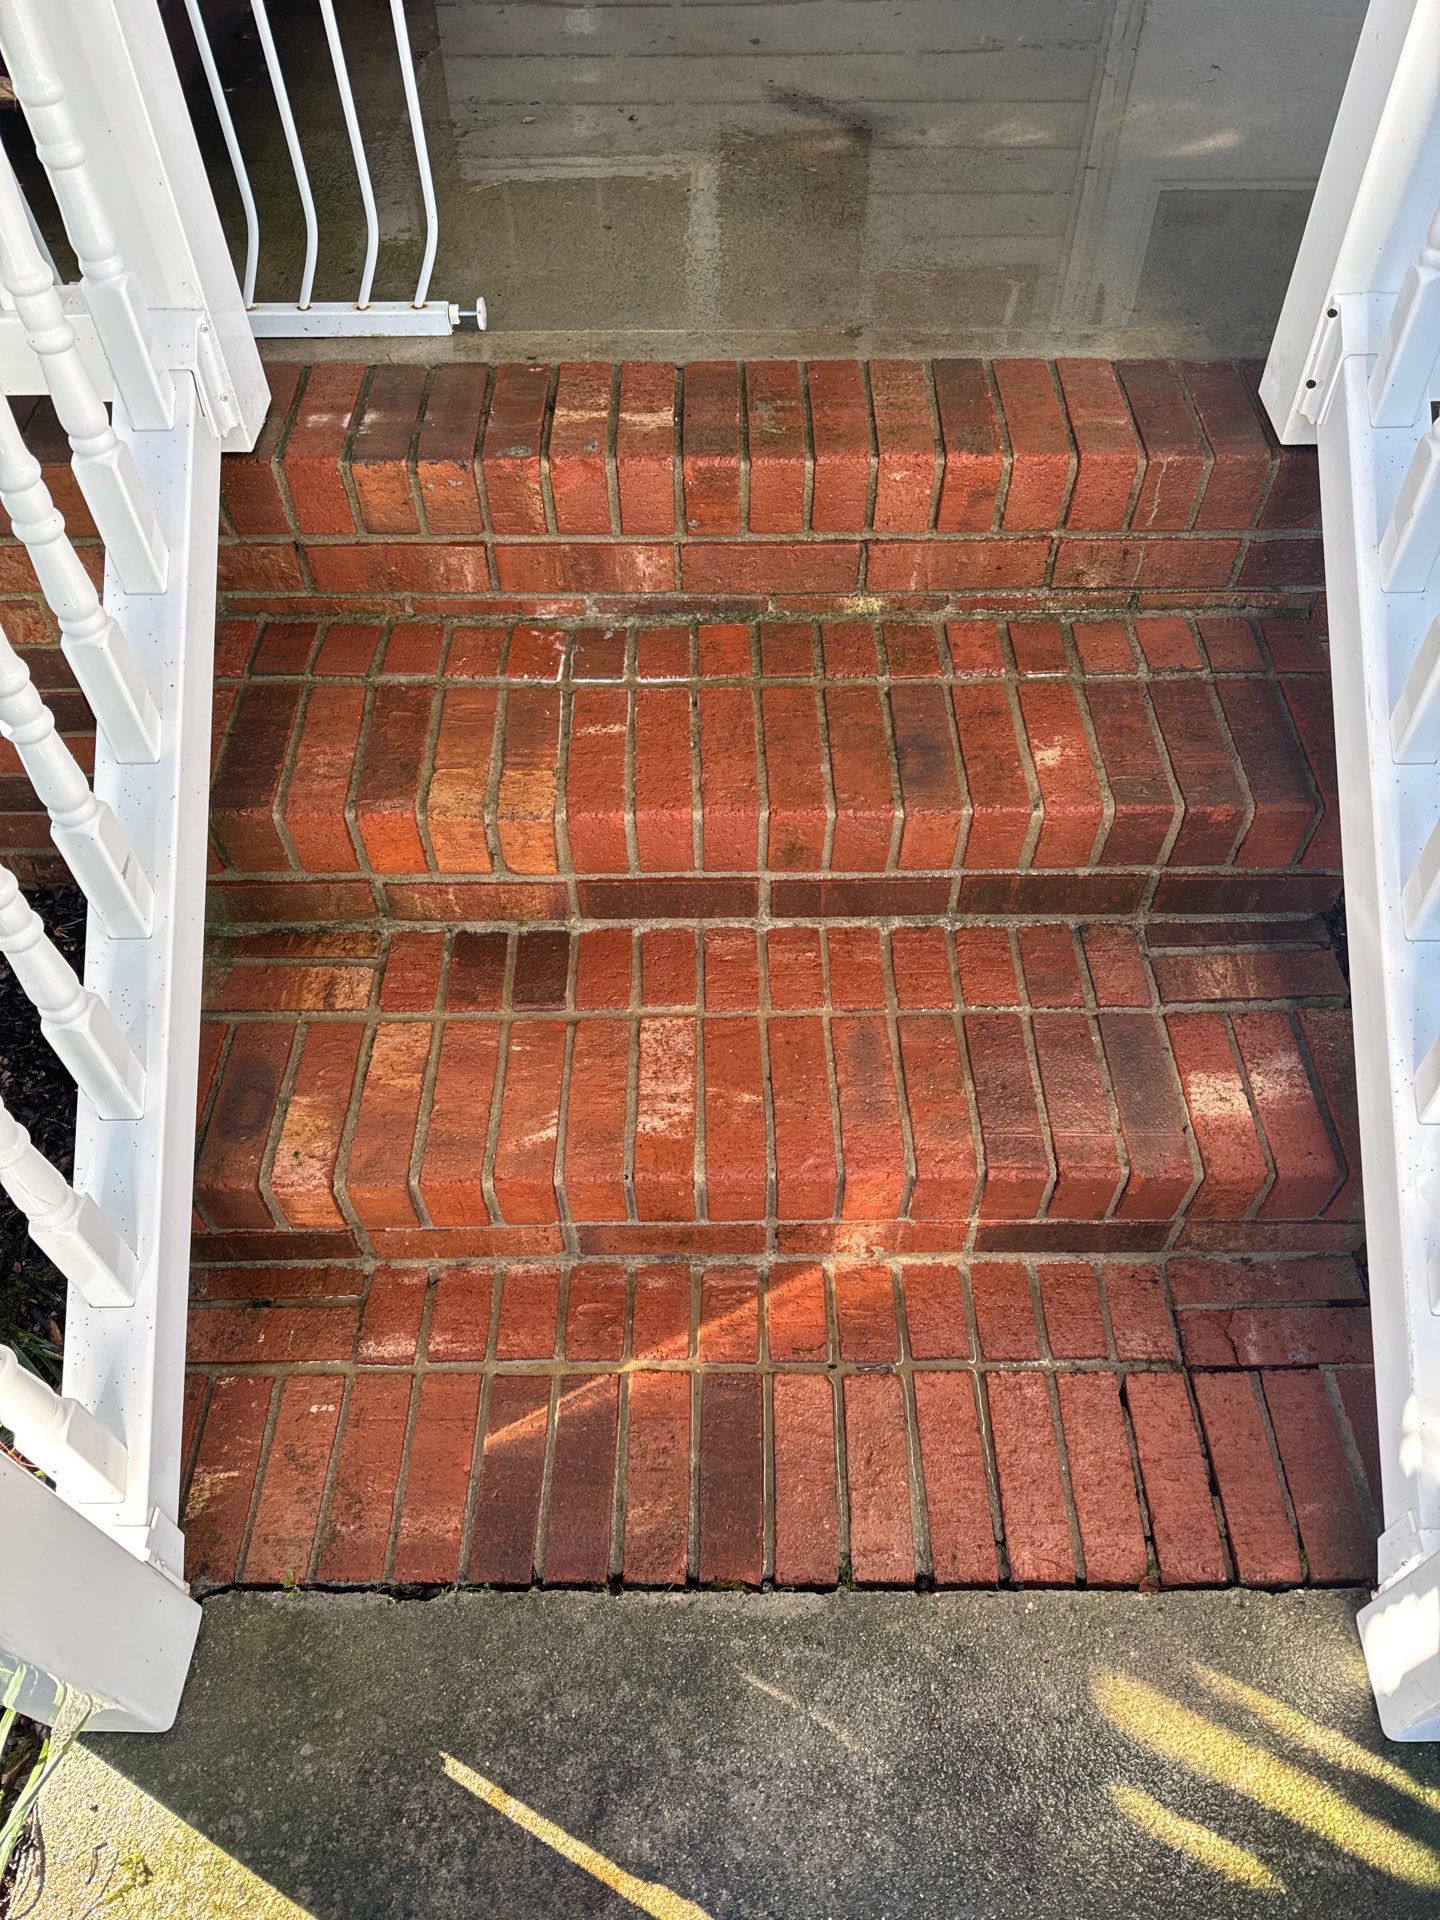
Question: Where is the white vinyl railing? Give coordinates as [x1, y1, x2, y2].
[180, 0, 476, 336]
[0, 0, 265, 1734]
[1264, 0, 1440, 1741]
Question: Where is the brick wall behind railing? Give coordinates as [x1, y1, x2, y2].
[214, 360, 1323, 614]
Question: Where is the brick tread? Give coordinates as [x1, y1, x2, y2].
[182, 1253, 1376, 1594]
[195, 918, 1358, 1258]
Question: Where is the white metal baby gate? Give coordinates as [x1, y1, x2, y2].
[0, 0, 265, 1733]
[1265, 0, 1440, 1740]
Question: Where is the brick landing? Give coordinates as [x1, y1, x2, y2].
[181, 1254, 1377, 1594]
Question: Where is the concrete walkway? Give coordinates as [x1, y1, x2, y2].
[22, 1589, 1440, 1918]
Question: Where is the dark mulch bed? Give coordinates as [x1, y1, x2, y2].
[0, 887, 83, 1916]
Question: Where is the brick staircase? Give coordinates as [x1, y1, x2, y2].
[0, 359, 1378, 1595]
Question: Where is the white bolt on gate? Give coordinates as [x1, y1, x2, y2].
[0, 0, 266, 1734]
[1264, 0, 1440, 1740]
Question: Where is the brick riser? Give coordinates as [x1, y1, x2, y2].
[181, 1254, 1378, 1594]
[195, 917, 1359, 1263]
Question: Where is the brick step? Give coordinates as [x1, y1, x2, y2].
[180, 1253, 1376, 1593]
[187, 610, 1342, 928]
[194, 919, 1359, 1261]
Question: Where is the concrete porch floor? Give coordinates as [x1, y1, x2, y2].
[25, 1589, 1440, 1918]
[171, 0, 1368, 363]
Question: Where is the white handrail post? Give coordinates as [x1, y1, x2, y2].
[0, 1347, 126, 1503]
[0, 1097, 137, 1308]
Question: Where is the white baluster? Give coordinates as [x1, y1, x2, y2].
[0, 0, 175, 430]
[1380, 421, 1440, 592]
[0, 143, 166, 594]
[0, 393, 159, 763]
[1403, 819, 1440, 939]
[0, 1095, 137, 1307]
[1370, 207, 1440, 428]
[0, 866, 142, 1118]
[0, 615, 152, 935]
[0, 1344, 126, 1502]
[1392, 616, 1440, 763]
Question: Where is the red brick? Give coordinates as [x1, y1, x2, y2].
[953, 684, 1034, 868]
[1166, 1012, 1269, 1220]
[494, 542, 671, 595]
[631, 1264, 692, 1360]
[1181, 362, 1270, 531]
[831, 1264, 896, 1361]
[196, 1024, 293, 1229]
[808, 361, 873, 531]
[481, 363, 550, 534]
[1179, 1304, 1371, 1370]
[766, 1264, 830, 1361]
[699, 685, 761, 870]
[1282, 676, 1342, 873]
[682, 362, 743, 533]
[633, 686, 694, 871]
[356, 1267, 427, 1364]
[316, 1373, 411, 1581]
[543, 1375, 618, 1585]
[211, 683, 301, 870]
[616, 362, 677, 534]
[831, 1017, 906, 1219]
[346, 1025, 430, 1229]
[890, 926, 953, 1009]
[562, 1020, 631, 1221]
[1105, 1263, 1177, 1360]
[900, 1265, 969, 1359]
[562, 1267, 626, 1359]
[1055, 359, 1139, 530]
[866, 538, 1047, 592]
[1232, 1011, 1340, 1219]
[420, 1024, 501, 1226]
[623, 1371, 691, 1585]
[548, 362, 613, 534]
[683, 541, 860, 595]
[1149, 680, 1248, 866]
[282, 364, 362, 535]
[1298, 1007, 1362, 1222]
[354, 684, 432, 871]
[468, 1374, 551, 1585]
[1071, 617, 1136, 673]
[768, 1017, 839, 1217]
[699, 1267, 759, 1360]
[492, 1022, 566, 1222]
[890, 682, 965, 868]
[422, 1266, 496, 1362]
[1126, 1373, 1227, 1585]
[282, 687, 363, 873]
[971, 1262, 1039, 1360]
[745, 360, 807, 533]
[1167, 1255, 1363, 1307]
[994, 359, 1073, 529]
[953, 927, 1018, 1006]
[898, 1016, 979, 1219]
[222, 364, 301, 534]
[933, 360, 1003, 531]
[184, 1375, 271, 1585]
[1100, 1014, 1195, 1218]
[565, 685, 629, 874]
[242, 1374, 343, 1584]
[1057, 1374, 1148, 1585]
[426, 686, 498, 874]
[1262, 1369, 1373, 1581]
[987, 1372, 1073, 1583]
[1017, 925, 1082, 1007]
[496, 686, 561, 873]
[348, 366, 424, 533]
[1018, 682, 1103, 867]
[843, 1373, 915, 1584]
[633, 1016, 698, 1221]
[703, 1018, 769, 1220]
[393, 1372, 482, 1583]
[1214, 678, 1317, 868]
[187, 1302, 357, 1367]
[869, 360, 937, 530]
[1036, 1262, 1107, 1359]
[762, 686, 829, 869]
[1086, 683, 1175, 867]
[965, 1014, 1050, 1217]
[1193, 1373, 1302, 1586]
[415, 364, 486, 533]
[1033, 1014, 1124, 1219]
[912, 1372, 996, 1583]
[773, 1372, 839, 1586]
[1118, 361, 1207, 530]
[1336, 1371, 1383, 1509]
[270, 1024, 363, 1230]
[698, 1374, 764, 1585]
[496, 1266, 562, 1359]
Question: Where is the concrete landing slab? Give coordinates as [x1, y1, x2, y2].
[24, 1589, 1440, 1919]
